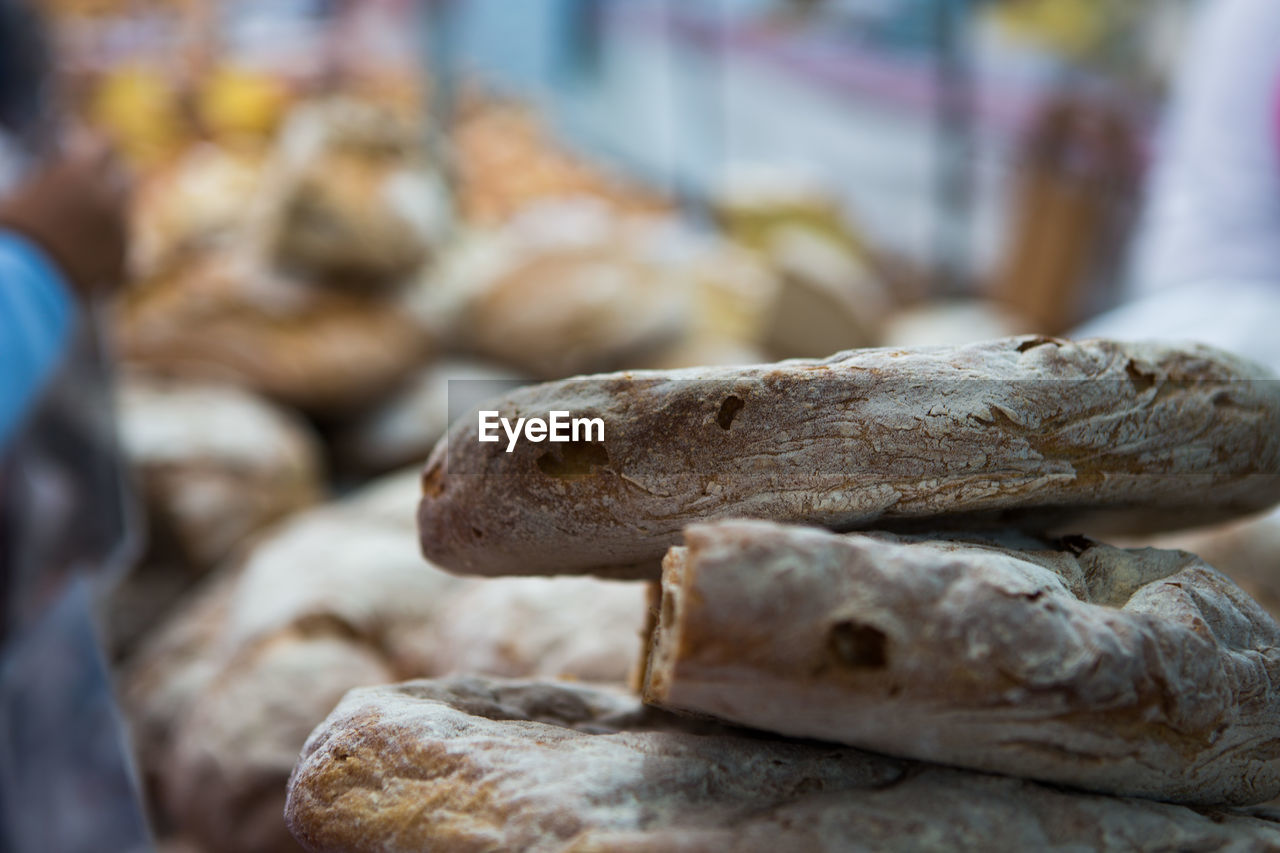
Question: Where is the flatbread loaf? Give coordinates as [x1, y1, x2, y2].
[284, 676, 1280, 852]
[419, 336, 1280, 579]
[642, 520, 1280, 806]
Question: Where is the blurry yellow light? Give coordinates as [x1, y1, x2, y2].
[198, 66, 289, 144]
[989, 0, 1108, 57]
[89, 64, 184, 165]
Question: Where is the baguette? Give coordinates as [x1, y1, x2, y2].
[642, 520, 1280, 806]
[419, 336, 1280, 578]
[284, 676, 1280, 852]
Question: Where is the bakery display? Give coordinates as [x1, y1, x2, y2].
[285, 676, 1280, 853]
[642, 520, 1280, 806]
[419, 336, 1280, 579]
[48, 25, 1276, 846]
[274, 331, 1277, 851]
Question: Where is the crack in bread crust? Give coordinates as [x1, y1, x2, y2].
[418, 336, 1280, 579]
[642, 521, 1280, 806]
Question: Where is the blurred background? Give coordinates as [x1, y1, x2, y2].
[41, 0, 1192, 348]
[10, 1, 1280, 852]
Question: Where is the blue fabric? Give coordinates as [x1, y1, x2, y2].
[0, 230, 74, 448]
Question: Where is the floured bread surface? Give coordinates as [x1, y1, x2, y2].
[124, 469, 647, 853]
[118, 375, 325, 571]
[643, 520, 1280, 806]
[284, 676, 1280, 852]
[1137, 506, 1280, 622]
[419, 336, 1280, 579]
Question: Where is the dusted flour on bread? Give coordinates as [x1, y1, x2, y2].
[118, 375, 324, 571]
[125, 470, 646, 853]
[643, 520, 1280, 806]
[419, 336, 1280, 579]
[285, 676, 1280, 852]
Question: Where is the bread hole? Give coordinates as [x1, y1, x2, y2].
[1125, 359, 1157, 392]
[536, 441, 610, 479]
[828, 620, 888, 669]
[471, 526, 484, 541]
[1058, 534, 1095, 556]
[1016, 336, 1058, 353]
[716, 395, 744, 430]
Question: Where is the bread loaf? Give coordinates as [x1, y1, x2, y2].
[118, 251, 431, 414]
[118, 375, 324, 572]
[441, 201, 692, 379]
[419, 336, 1280, 579]
[257, 98, 448, 285]
[284, 676, 1280, 852]
[643, 520, 1280, 806]
[126, 470, 647, 853]
[1135, 507, 1280, 622]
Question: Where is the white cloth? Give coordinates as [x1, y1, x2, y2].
[1074, 278, 1280, 372]
[1128, 0, 1280, 294]
[1078, 0, 1280, 373]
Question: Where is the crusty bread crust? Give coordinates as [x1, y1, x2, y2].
[124, 470, 646, 853]
[419, 336, 1280, 579]
[643, 520, 1280, 806]
[285, 676, 1280, 852]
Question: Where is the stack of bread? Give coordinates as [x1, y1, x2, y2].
[286, 336, 1280, 851]
[421, 199, 780, 381]
[124, 468, 647, 853]
[109, 374, 326, 657]
[325, 200, 770, 477]
[117, 98, 445, 417]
